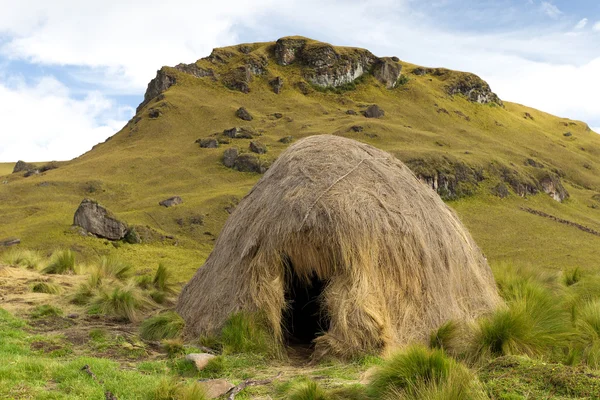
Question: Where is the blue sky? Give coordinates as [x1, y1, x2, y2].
[0, 0, 598, 161]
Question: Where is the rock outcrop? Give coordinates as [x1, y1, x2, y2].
[174, 63, 214, 78]
[269, 76, 284, 94]
[249, 141, 267, 154]
[373, 57, 403, 88]
[73, 199, 128, 240]
[137, 69, 176, 112]
[12, 161, 36, 173]
[540, 174, 569, 202]
[363, 105, 385, 118]
[274, 37, 377, 88]
[235, 107, 253, 121]
[196, 138, 219, 148]
[446, 73, 503, 106]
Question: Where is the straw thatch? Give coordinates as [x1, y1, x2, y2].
[177, 134, 500, 358]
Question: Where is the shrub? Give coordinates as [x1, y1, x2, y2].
[31, 281, 62, 294]
[89, 283, 153, 322]
[396, 75, 410, 86]
[367, 345, 485, 399]
[220, 312, 280, 356]
[42, 250, 76, 274]
[31, 304, 63, 319]
[1, 248, 43, 269]
[140, 311, 185, 340]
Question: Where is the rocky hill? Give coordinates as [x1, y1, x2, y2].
[1, 36, 599, 275]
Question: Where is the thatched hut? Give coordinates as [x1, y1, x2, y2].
[177, 135, 500, 358]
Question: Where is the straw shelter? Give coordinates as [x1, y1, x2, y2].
[177, 134, 500, 358]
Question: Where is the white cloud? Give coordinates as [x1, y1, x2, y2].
[593, 21, 600, 31]
[574, 18, 588, 29]
[540, 2, 562, 19]
[0, 76, 130, 161]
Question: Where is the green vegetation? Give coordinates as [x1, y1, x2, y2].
[219, 312, 280, 356]
[30, 304, 63, 318]
[94, 255, 133, 281]
[89, 283, 153, 322]
[42, 249, 76, 274]
[2, 248, 43, 269]
[31, 280, 62, 294]
[140, 311, 185, 340]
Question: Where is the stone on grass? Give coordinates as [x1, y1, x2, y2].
[159, 196, 183, 207]
[197, 379, 234, 399]
[185, 353, 215, 371]
[73, 199, 128, 240]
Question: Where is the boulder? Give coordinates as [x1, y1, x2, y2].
[346, 110, 357, 115]
[350, 125, 364, 132]
[373, 57, 403, 89]
[196, 138, 219, 148]
[223, 127, 255, 139]
[222, 66, 252, 93]
[363, 105, 385, 118]
[148, 109, 161, 119]
[0, 238, 20, 247]
[159, 196, 183, 207]
[279, 136, 293, 144]
[540, 175, 569, 203]
[223, 148, 239, 168]
[73, 199, 128, 240]
[269, 77, 284, 94]
[185, 353, 215, 371]
[235, 107, 253, 121]
[249, 141, 267, 154]
[446, 73, 503, 106]
[235, 153, 266, 173]
[197, 379, 234, 399]
[13, 161, 36, 173]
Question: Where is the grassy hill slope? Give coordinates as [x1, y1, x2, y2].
[0, 37, 599, 277]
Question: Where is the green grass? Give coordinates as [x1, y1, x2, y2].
[89, 283, 153, 322]
[42, 249, 76, 274]
[220, 312, 280, 356]
[93, 255, 133, 281]
[289, 380, 330, 400]
[30, 304, 63, 319]
[1, 248, 43, 269]
[0, 162, 14, 176]
[31, 280, 62, 294]
[140, 311, 185, 340]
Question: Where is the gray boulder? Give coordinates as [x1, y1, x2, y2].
[235, 153, 266, 173]
[373, 57, 403, 89]
[197, 379, 234, 399]
[185, 353, 215, 371]
[363, 105, 385, 118]
[159, 196, 183, 207]
[235, 107, 253, 121]
[73, 199, 128, 240]
[196, 138, 219, 148]
[249, 141, 267, 154]
[223, 148, 239, 168]
[13, 161, 36, 174]
[137, 69, 176, 112]
[269, 76, 284, 94]
[279, 136, 293, 144]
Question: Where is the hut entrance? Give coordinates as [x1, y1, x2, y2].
[283, 259, 330, 348]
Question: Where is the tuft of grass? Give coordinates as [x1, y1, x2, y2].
[153, 263, 177, 294]
[89, 283, 153, 322]
[31, 281, 62, 294]
[1, 248, 43, 269]
[95, 255, 133, 281]
[429, 320, 461, 353]
[573, 300, 600, 367]
[289, 381, 330, 400]
[42, 249, 76, 274]
[150, 377, 208, 400]
[161, 338, 186, 358]
[367, 345, 485, 400]
[140, 311, 185, 340]
[30, 304, 63, 319]
[564, 267, 582, 287]
[220, 312, 280, 357]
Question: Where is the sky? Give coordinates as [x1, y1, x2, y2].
[0, 0, 599, 162]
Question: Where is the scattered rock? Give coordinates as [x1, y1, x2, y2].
[174, 63, 214, 79]
[363, 105, 385, 118]
[148, 109, 161, 119]
[196, 138, 219, 148]
[137, 69, 177, 112]
[73, 199, 128, 240]
[373, 57, 403, 89]
[296, 81, 311, 95]
[67, 313, 79, 319]
[563, 132, 572, 137]
[523, 112, 534, 120]
[346, 110, 357, 115]
[222, 66, 252, 93]
[223, 148, 239, 168]
[235, 107, 253, 121]
[269, 77, 284, 94]
[223, 127, 255, 139]
[197, 379, 234, 399]
[223, 127, 240, 138]
[13, 161, 36, 174]
[238, 44, 252, 54]
[159, 196, 183, 208]
[350, 125, 364, 132]
[525, 158, 544, 168]
[185, 353, 216, 371]
[0, 238, 20, 247]
[273, 113, 283, 119]
[249, 141, 267, 154]
[364, 132, 378, 138]
[279, 136, 293, 144]
[235, 153, 267, 173]
[540, 174, 569, 202]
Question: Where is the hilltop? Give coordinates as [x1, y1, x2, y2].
[1, 36, 599, 275]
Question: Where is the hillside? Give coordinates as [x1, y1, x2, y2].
[1, 36, 599, 277]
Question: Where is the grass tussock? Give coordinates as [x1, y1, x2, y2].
[150, 378, 208, 400]
[161, 338, 186, 357]
[89, 283, 153, 322]
[289, 380, 330, 400]
[31, 304, 63, 319]
[1, 248, 43, 269]
[94, 255, 133, 281]
[429, 320, 462, 353]
[42, 249, 76, 274]
[220, 312, 281, 357]
[367, 345, 486, 400]
[140, 311, 185, 340]
[31, 281, 62, 294]
[564, 267, 582, 287]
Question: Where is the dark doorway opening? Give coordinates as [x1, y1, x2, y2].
[282, 257, 330, 349]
